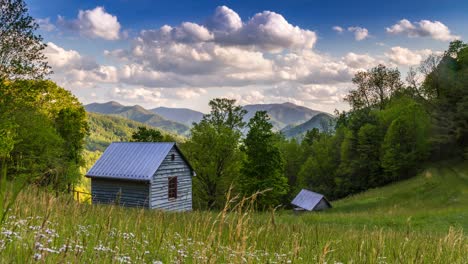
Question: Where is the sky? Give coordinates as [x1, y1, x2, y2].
[26, 0, 467, 113]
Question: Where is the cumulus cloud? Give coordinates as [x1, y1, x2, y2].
[44, 42, 98, 70]
[386, 19, 459, 41]
[205, 6, 242, 33]
[139, 6, 316, 52]
[385, 46, 438, 66]
[348, 26, 369, 41]
[332, 26, 344, 33]
[110, 87, 207, 105]
[343, 53, 377, 69]
[44, 42, 119, 89]
[58, 6, 121, 40]
[221, 10, 317, 51]
[36, 18, 55, 32]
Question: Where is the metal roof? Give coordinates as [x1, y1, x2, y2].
[291, 189, 331, 211]
[86, 142, 180, 181]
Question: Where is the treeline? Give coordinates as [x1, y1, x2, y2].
[0, 80, 89, 191]
[183, 41, 468, 209]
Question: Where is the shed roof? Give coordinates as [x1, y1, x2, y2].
[86, 142, 193, 182]
[291, 189, 331, 211]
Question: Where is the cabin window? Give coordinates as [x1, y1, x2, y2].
[171, 154, 175, 161]
[168, 177, 177, 199]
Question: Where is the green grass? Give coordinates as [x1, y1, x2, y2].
[0, 162, 467, 263]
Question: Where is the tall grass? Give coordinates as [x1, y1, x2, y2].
[0, 186, 466, 263]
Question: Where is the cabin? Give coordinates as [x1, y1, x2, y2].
[85, 142, 195, 212]
[291, 189, 332, 212]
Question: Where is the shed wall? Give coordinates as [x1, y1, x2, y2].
[150, 147, 192, 211]
[91, 178, 150, 208]
[313, 198, 331, 211]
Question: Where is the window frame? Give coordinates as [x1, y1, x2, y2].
[168, 176, 178, 200]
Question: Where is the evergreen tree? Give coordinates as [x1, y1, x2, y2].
[239, 111, 288, 209]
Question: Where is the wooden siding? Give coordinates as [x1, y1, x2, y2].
[91, 178, 150, 208]
[150, 147, 192, 211]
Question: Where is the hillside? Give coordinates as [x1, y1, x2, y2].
[304, 161, 468, 231]
[281, 113, 335, 139]
[334, 161, 468, 214]
[86, 112, 183, 152]
[85, 102, 190, 135]
[151, 107, 204, 126]
[2, 162, 466, 263]
[243, 102, 324, 130]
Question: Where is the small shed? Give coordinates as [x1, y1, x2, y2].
[85, 142, 195, 212]
[291, 189, 332, 212]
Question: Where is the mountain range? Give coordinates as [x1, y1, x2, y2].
[84, 101, 335, 139]
[243, 102, 322, 130]
[85, 101, 191, 135]
[150, 107, 204, 126]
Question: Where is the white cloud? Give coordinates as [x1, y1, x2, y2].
[44, 42, 98, 70]
[226, 90, 266, 105]
[343, 53, 377, 69]
[58, 6, 121, 40]
[137, 6, 316, 52]
[348, 26, 369, 41]
[385, 46, 437, 66]
[206, 6, 243, 33]
[36, 18, 55, 32]
[333, 26, 344, 33]
[223, 10, 317, 51]
[386, 19, 459, 41]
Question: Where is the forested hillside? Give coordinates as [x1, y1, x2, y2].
[85, 101, 190, 135]
[281, 113, 335, 139]
[243, 102, 324, 130]
[151, 107, 204, 126]
[86, 113, 183, 152]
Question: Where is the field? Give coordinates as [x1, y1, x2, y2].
[0, 162, 467, 263]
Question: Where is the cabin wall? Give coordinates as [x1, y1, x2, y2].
[150, 147, 192, 211]
[91, 178, 150, 208]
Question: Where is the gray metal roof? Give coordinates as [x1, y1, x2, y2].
[86, 142, 178, 181]
[291, 189, 331, 211]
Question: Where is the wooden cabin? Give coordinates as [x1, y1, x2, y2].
[291, 189, 332, 212]
[85, 142, 195, 212]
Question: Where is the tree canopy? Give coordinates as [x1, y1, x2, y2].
[0, 0, 50, 80]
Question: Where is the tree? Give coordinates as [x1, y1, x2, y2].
[0, 80, 88, 192]
[0, 0, 50, 80]
[131, 126, 164, 142]
[184, 98, 246, 209]
[239, 111, 288, 209]
[345, 64, 403, 110]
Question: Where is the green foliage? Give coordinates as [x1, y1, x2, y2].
[183, 98, 246, 209]
[345, 64, 402, 110]
[131, 126, 164, 142]
[0, 80, 88, 191]
[239, 111, 288, 209]
[0, 0, 50, 79]
[85, 112, 182, 152]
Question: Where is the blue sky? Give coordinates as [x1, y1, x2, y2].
[26, 0, 467, 113]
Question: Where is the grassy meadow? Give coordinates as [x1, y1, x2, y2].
[0, 162, 467, 263]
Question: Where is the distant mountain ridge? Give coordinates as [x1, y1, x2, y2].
[151, 107, 204, 126]
[85, 101, 190, 135]
[85, 101, 333, 136]
[281, 113, 335, 139]
[243, 102, 324, 130]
